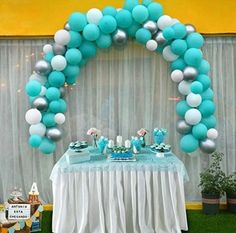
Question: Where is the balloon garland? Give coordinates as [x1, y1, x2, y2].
[25, 0, 218, 154]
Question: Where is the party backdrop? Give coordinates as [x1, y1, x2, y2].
[0, 37, 235, 203]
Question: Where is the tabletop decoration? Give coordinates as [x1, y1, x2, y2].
[131, 137, 142, 154]
[150, 143, 171, 158]
[87, 128, 101, 148]
[110, 146, 135, 161]
[97, 136, 108, 154]
[137, 128, 149, 147]
[153, 128, 167, 144]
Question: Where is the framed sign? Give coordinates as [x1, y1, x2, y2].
[8, 204, 31, 220]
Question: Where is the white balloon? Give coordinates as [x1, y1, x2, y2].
[171, 70, 183, 83]
[39, 86, 47, 96]
[146, 40, 158, 51]
[54, 29, 70, 46]
[207, 128, 218, 139]
[51, 55, 67, 71]
[186, 92, 202, 107]
[29, 123, 46, 136]
[178, 80, 191, 95]
[157, 15, 173, 30]
[43, 44, 53, 54]
[87, 8, 103, 25]
[55, 113, 66, 125]
[162, 46, 179, 62]
[185, 109, 202, 125]
[25, 109, 42, 125]
[29, 73, 47, 85]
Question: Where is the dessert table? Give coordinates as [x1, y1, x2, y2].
[50, 148, 189, 233]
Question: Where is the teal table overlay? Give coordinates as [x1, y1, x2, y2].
[51, 147, 189, 182]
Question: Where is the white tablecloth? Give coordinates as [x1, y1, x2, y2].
[51, 162, 188, 233]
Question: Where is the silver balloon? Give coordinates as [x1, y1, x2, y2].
[176, 120, 192, 134]
[32, 97, 48, 111]
[185, 24, 196, 35]
[60, 87, 66, 98]
[46, 127, 62, 141]
[34, 60, 51, 76]
[183, 67, 198, 81]
[64, 22, 70, 31]
[200, 139, 216, 154]
[53, 43, 66, 55]
[113, 29, 128, 47]
[153, 31, 167, 45]
[143, 21, 158, 35]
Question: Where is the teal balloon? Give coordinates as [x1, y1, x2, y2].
[147, 2, 163, 21]
[68, 12, 87, 32]
[198, 59, 210, 74]
[29, 135, 42, 148]
[135, 28, 152, 44]
[142, 0, 153, 6]
[126, 22, 141, 37]
[39, 138, 56, 154]
[79, 41, 97, 58]
[198, 100, 215, 117]
[99, 15, 117, 34]
[163, 27, 175, 40]
[49, 100, 62, 113]
[102, 6, 117, 16]
[201, 88, 214, 100]
[79, 58, 88, 67]
[83, 24, 100, 41]
[96, 34, 112, 48]
[58, 98, 67, 113]
[171, 39, 187, 55]
[42, 113, 56, 127]
[65, 49, 82, 65]
[132, 5, 149, 24]
[176, 100, 191, 117]
[68, 31, 82, 48]
[186, 32, 204, 49]
[196, 74, 211, 91]
[184, 48, 203, 67]
[63, 65, 80, 78]
[66, 75, 77, 85]
[180, 134, 199, 153]
[48, 71, 65, 87]
[45, 87, 60, 101]
[44, 52, 54, 62]
[115, 9, 133, 29]
[25, 80, 42, 97]
[191, 81, 203, 94]
[192, 123, 208, 140]
[123, 0, 139, 11]
[170, 57, 186, 71]
[172, 23, 187, 39]
[201, 115, 217, 129]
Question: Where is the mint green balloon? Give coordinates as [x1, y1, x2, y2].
[29, 135, 42, 148]
[184, 48, 203, 67]
[99, 15, 117, 34]
[25, 80, 42, 97]
[96, 34, 112, 48]
[39, 138, 56, 154]
[196, 74, 211, 91]
[198, 100, 215, 117]
[132, 5, 149, 24]
[191, 81, 203, 94]
[135, 28, 152, 44]
[83, 24, 100, 41]
[171, 39, 187, 56]
[170, 58, 186, 71]
[163, 27, 175, 40]
[48, 71, 65, 87]
[63, 65, 80, 78]
[192, 123, 207, 140]
[66, 75, 77, 85]
[180, 134, 199, 153]
[102, 6, 117, 16]
[42, 113, 56, 127]
[44, 52, 54, 62]
[68, 31, 82, 48]
[201, 88, 214, 100]
[172, 23, 187, 39]
[123, 0, 139, 11]
[49, 100, 62, 113]
[147, 2, 163, 21]
[58, 99, 67, 113]
[198, 59, 210, 74]
[176, 100, 191, 117]
[68, 12, 87, 32]
[79, 41, 97, 59]
[201, 115, 217, 129]
[45, 87, 60, 101]
[65, 49, 82, 65]
[115, 9, 133, 28]
[126, 22, 141, 37]
[186, 32, 204, 49]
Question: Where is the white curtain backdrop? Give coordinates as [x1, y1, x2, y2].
[0, 37, 235, 203]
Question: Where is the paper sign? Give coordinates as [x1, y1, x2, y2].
[8, 204, 31, 220]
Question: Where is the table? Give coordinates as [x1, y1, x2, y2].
[50, 148, 189, 233]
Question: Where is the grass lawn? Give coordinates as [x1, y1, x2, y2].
[41, 210, 236, 233]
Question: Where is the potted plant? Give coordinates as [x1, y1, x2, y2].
[199, 151, 225, 214]
[223, 172, 236, 213]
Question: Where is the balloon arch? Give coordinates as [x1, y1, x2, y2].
[25, 0, 218, 155]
